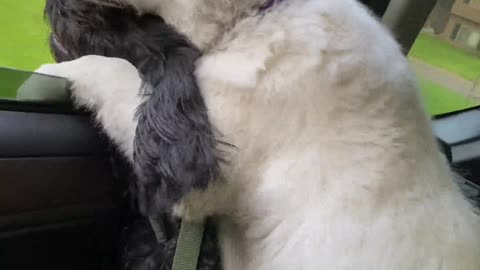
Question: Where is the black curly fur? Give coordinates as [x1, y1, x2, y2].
[44, 0, 222, 269]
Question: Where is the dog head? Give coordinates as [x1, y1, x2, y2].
[45, 0, 171, 64]
[85, 0, 271, 49]
[45, 0, 225, 215]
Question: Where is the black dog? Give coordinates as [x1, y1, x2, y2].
[45, 0, 222, 269]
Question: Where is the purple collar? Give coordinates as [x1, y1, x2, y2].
[258, 0, 284, 12]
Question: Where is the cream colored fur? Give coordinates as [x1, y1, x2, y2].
[34, 0, 480, 269]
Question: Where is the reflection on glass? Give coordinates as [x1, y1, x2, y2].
[0, 67, 70, 104]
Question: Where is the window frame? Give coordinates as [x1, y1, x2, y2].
[382, 0, 439, 53]
[455, 23, 480, 49]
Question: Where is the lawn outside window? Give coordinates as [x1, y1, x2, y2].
[409, 0, 480, 115]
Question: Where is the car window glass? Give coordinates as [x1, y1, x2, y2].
[0, 0, 64, 104]
[0, 1, 52, 71]
[0, 67, 70, 104]
[0, 0, 479, 113]
[408, 0, 480, 115]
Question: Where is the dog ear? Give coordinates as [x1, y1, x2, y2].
[133, 28, 226, 215]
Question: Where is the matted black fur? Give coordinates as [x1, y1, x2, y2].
[44, 0, 222, 269]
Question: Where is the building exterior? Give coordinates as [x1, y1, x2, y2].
[427, 0, 456, 34]
[442, 0, 480, 50]
[427, 0, 480, 51]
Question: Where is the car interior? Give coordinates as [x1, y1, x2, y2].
[0, 69, 125, 269]
[0, 0, 479, 269]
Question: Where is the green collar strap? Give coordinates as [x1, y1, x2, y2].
[172, 220, 205, 270]
[149, 217, 205, 270]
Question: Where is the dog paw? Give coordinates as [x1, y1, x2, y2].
[33, 56, 144, 161]
[34, 55, 143, 110]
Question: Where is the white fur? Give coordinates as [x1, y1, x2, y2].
[35, 56, 144, 160]
[35, 0, 480, 269]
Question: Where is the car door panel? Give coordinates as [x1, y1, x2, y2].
[0, 110, 105, 157]
[0, 69, 120, 270]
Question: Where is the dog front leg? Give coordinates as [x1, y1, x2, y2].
[33, 55, 144, 160]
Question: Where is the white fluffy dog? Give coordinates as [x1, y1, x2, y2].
[35, 0, 480, 269]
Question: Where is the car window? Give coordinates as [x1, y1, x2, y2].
[1, 0, 479, 115]
[0, 67, 70, 104]
[408, 0, 480, 115]
[0, 0, 58, 104]
[0, 1, 52, 71]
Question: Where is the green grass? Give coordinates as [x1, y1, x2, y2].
[409, 33, 480, 81]
[0, 67, 32, 99]
[0, 0, 52, 71]
[418, 77, 478, 115]
[410, 33, 480, 115]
